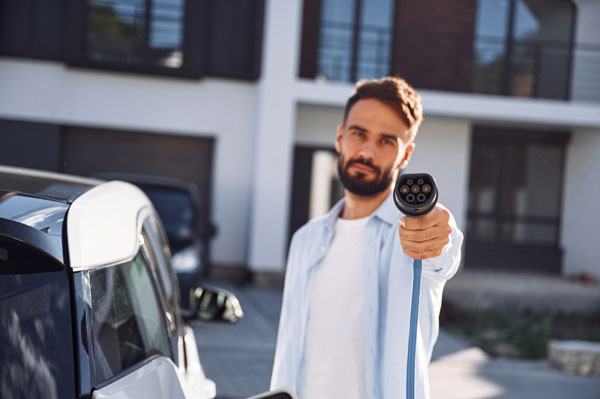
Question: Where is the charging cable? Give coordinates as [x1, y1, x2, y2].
[393, 173, 438, 399]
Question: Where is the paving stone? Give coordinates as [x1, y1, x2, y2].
[548, 340, 600, 376]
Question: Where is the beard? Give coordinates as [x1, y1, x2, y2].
[337, 154, 396, 197]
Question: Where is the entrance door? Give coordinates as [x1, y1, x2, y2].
[465, 126, 569, 272]
[288, 146, 343, 244]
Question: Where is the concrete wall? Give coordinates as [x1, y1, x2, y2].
[0, 58, 258, 269]
[561, 128, 600, 281]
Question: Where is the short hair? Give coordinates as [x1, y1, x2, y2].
[343, 77, 423, 141]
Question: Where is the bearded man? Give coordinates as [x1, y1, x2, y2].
[270, 77, 463, 399]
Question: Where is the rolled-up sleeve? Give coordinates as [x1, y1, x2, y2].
[421, 212, 464, 283]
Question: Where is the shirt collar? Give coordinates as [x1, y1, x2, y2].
[323, 192, 399, 232]
[324, 197, 346, 233]
[371, 192, 400, 226]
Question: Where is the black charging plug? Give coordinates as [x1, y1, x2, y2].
[393, 173, 438, 216]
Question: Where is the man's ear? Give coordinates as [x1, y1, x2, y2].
[398, 142, 416, 169]
[335, 125, 343, 154]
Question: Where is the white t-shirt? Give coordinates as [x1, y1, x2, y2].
[300, 216, 369, 399]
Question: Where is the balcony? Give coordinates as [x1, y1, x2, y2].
[308, 21, 600, 103]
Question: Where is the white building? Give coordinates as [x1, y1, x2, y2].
[1, 0, 599, 283]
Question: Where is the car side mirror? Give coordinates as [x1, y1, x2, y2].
[245, 388, 296, 399]
[189, 284, 243, 323]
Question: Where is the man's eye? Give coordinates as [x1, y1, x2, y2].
[352, 131, 365, 138]
[382, 138, 394, 146]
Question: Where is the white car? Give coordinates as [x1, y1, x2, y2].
[0, 166, 293, 399]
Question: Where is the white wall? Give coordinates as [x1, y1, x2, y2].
[0, 58, 258, 268]
[561, 128, 600, 281]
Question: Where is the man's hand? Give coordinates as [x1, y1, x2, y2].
[398, 204, 453, 260]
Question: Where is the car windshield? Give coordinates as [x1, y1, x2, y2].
[138, 185, 195, 243]
[0, 242, 75, 399]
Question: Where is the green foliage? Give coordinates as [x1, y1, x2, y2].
[89, 4, 141, 40]
[441, 305, 600, 359]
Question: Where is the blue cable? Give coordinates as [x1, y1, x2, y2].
[406, 258, 422, 399]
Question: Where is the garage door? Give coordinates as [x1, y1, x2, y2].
[61, 126, 214, 229]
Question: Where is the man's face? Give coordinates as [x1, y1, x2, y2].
[336, 98, 415, 197]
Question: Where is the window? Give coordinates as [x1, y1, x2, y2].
[64, 0, 204, 77]
[88, 251, 170, 383]
[0, 238, 75, 399]
[86, 0, 185, 69]
[3, 0, 265, 79]
[473, 0, 575, 99]
[466, 126, 569, 271]
[142, 217, 182, 335]
[0, 272, 76, 399]
[317, 0, 394, 82]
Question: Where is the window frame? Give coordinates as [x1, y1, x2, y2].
[472, 0, 577, 100]
[140, 216, 185, 361]
[64, 0, 206, 79]
[312, 0, 395, 82]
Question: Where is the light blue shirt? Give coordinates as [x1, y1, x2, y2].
[270, 193, 463, 399]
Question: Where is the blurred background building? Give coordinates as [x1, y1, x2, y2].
[1, 0, 599, 284]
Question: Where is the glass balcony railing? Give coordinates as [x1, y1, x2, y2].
[313, 22, 600, 102]
[317, 20, 392, 83]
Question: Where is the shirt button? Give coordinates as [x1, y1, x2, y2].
[320, 246, 325, 252]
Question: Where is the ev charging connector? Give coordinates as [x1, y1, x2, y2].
[393, 173, 438, 399]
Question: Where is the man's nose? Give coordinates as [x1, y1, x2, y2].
[358, 140, 376, 161]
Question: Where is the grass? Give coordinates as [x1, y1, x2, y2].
[439, 300, 600, 359]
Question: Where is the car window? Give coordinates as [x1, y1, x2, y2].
[142, 217, 183, 334]
[138, 185, 195, 244]
[88, 251, 170, 384]
[0, 240, 75, 399]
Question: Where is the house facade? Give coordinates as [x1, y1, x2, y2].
[1, 0, 599, 283]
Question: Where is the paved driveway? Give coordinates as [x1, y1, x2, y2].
[193, 282, 600, 399]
